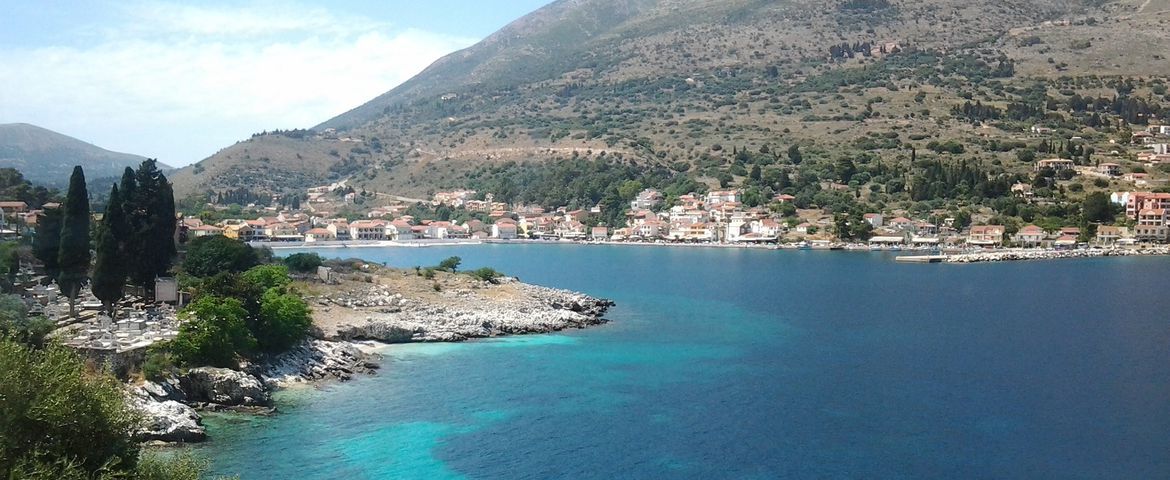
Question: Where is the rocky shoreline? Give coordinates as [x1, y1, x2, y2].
[130, 272, 613, 444]
[317, 278, 614, 343]
[945, 247, 1170, 263]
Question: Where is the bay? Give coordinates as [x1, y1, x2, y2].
[197, 244, 1170, 479]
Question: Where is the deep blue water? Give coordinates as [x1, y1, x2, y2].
[197, 245, 1170, 479]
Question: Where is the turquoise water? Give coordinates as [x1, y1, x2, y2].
[198, 245, 1170, 479]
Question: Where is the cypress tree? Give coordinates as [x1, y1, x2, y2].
[32, 206, 63, 283]
[92, 185, 125, 316]
[57, 166, 91, 316]
[124, 160, 176, 299]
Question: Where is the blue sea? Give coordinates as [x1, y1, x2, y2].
[196, 245, 1170, 479]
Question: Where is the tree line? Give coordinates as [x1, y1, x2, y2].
[33, 160, 177, 316]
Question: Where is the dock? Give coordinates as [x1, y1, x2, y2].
[894, 255, 948, 263]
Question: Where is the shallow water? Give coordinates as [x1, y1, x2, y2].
[197, 244, 1170, 479]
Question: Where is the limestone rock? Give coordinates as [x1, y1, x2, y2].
[182, 367, 271, 407]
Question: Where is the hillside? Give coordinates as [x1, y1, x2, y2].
[0, 123, 166, 188]
[172, 0, 1170, 206]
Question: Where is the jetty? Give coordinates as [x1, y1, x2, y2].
[894, 255, 947, 263]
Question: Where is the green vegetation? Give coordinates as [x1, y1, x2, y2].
[282, 253, 324, 273]
[437, 256, 462, 272]
[0, 338, 215, 479]
[57, 167, 91, 316]
[0, 294, 53, 348]
[469, 267, 505, 284]
[120, 161, 178, 297]
[183, 236, 260, 277]
[171, 296, 255, 368]
[92, 186, 124, 316]
[167, 256, 312, 366]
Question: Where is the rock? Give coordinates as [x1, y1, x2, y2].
[182, 367, 271, 407]
[254, 339, 380, 387]
[128, 389, 206, 443]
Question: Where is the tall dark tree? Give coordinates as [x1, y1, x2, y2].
[57, 166, 91, 316]
[123, 160, 177, 298]
[32, 207, 62, 283]
[92, 185, 126, 316]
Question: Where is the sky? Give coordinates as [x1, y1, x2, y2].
[0, 0, 553, 167]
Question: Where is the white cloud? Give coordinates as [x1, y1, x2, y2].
[0, 1, 477, 166]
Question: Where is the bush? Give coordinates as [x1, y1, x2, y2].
[280, 251, 322, 273]
[183, 235, 259, 277]
[468, 267, 504, 284]
[170, 296, 256, 368]
[282, 253, 324, 273]
[0, 295, 53, 348]
[241, 264, 291, 291]
[142, 348, 178, 381]
[255, 288, 311, 353]
[0, 340, 140, 477]
[422, 268, 436, 280]
[438, 256, 462, 272]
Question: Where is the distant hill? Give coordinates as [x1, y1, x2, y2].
[0, 123, 168, 188]
[171, 0, 1170, 201]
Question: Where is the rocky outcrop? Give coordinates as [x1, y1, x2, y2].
[253, 339, 380, 387]
[946, 247, 1170, 263]
[181, 367, 271, 407]
[128, 384, 206, 443]
[322, 278, 614, 343]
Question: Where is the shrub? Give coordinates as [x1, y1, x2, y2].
[0, 295, 53, 348]
[241, 264, 291, 291]
[469, 267, 504, 284]
[255, 288, 311, 353]
[282, 253, 324, 273]
[171, 296, 256, 368]
[142, 348, 178, 381]
[438, 256, 462, 272]
[183, 235, 259, 277]
[0, 340, 139, 477]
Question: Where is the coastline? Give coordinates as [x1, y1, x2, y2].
[133, 268, 614, 445]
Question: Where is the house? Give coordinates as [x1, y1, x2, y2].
[630, 189, 663, 210]
[916, 222, 938, 236]
[326, 222, 351, 241]
[189, 225, 223, 238]
[591, 226, 609, 240]
[1011, 183, 1034, 198]
[265, 222, 302, 241]
[795, 222, 812, 234]
[968, 225, 1006, 246]
[863, 213, 884, 228]
[1015, 225, 1046, 247]
[386, 220, 414, 241]
[706, 190, 740, 206]
[633, 220, 665, 239]
[1059, 227, 1081, 239]
[1035, 158, 1075, 172]
[683, 223, 716, 242]
[1054, 235, 1079, 249]
[1095, 226, 1125, 245]
[1134, 208, 1168, 242]
[492, 219, 518, 239]
[348, 220, 386, 240]
[304, 228, 334, 242]
[1125, 192, 1170, 219]
[774, 194, 796, 204]
[1097, 163, 1122, 176]
[1031, 125, 1054, 135]
[752, 219, 783, 238]
[889, 217, 915, 231]
[1132, 131, 1155, 144]
[0, 201, 29, 214]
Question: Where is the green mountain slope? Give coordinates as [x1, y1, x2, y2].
[0, 123, 166, 188]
